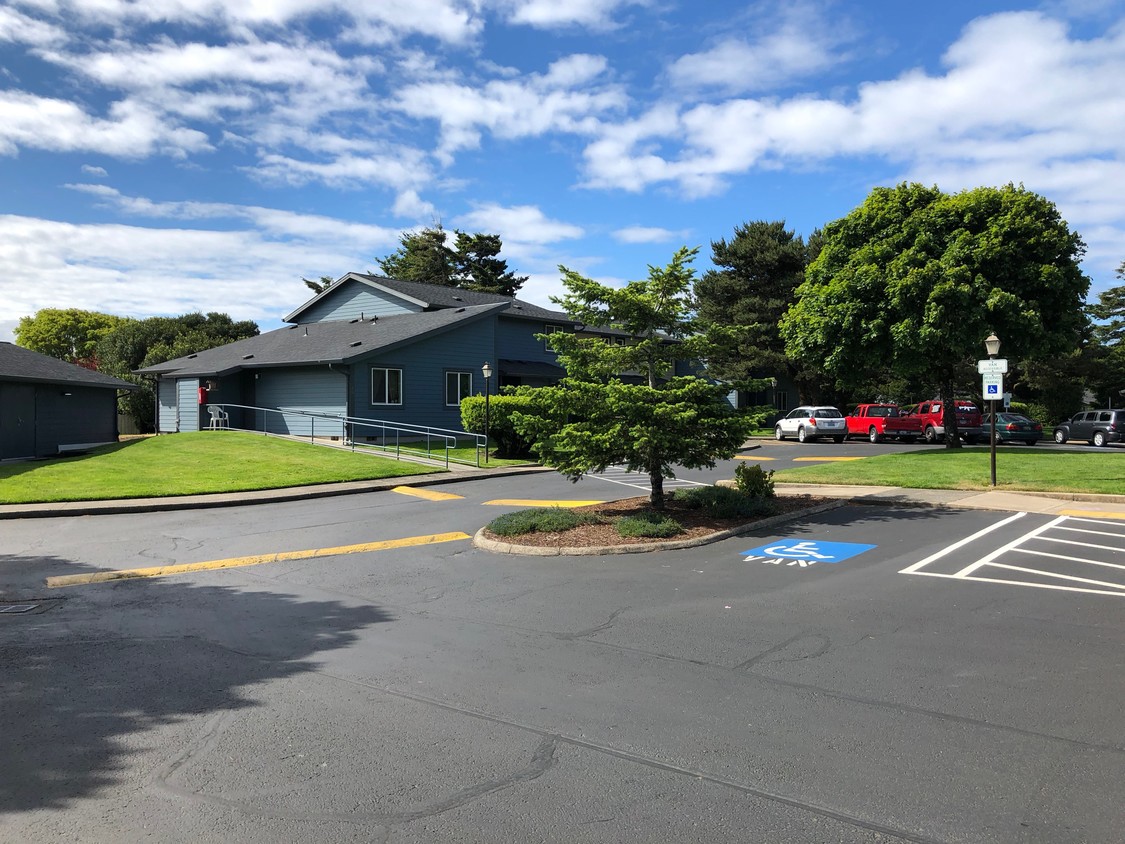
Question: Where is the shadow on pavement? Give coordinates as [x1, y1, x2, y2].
[0, 553, 392, 815]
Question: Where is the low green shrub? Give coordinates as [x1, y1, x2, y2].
[616, 511, 684, 538]
[734, 463, 776, 499]
[487, 507, 602, 537]
[673, 484, 772, 518]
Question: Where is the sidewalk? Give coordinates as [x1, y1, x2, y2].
[2, 466, 1123, 519]
[774, 483, 1125, 517]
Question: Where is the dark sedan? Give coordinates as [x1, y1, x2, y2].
[983, 412, 1042, 445]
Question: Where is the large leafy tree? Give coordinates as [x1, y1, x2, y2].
[693, 220, 826, 399]
[15, 308, 128, 367]
[376, 223, 527, 295]
[512, 247, 753, 508]
[96, 312, 259, 432]
[780, 183, 1089, 447]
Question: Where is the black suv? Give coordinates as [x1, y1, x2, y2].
[1052, 409, 1125, 447]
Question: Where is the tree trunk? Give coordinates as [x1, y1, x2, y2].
[941, 379, 962, 449]
[649, 470, 664, 509]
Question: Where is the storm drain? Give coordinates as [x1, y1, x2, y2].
[0, 604, 40, 613]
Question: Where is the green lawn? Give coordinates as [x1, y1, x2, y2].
[772, 447, 1125, 495]
[0, 432, 452, 503]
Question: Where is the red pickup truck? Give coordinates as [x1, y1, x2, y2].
[845, 404, 923, 443]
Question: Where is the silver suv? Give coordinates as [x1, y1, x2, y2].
[1052, 409, 1125, 447]
[775, 406, 847, 443]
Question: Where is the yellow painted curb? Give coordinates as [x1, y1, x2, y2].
[392, 486, 464, 501]
[1060, 509, 1125, 520]
[46, 532, 471, 588]
[792, 456, 865, 462]
[735, 455, 776, 460]
[482, 499, 606, 507]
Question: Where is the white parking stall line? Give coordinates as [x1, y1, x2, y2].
[1029, 535, 1125, 553]
[898, 512, 1027, 574]
[952, 516, 1067, 579]
[984, 562, 1125, 592]
[1011, 548, 1125, 572]
[586, 466, 711, 492]
[903, 514, 1125, 598]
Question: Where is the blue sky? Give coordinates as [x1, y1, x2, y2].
[1, 0, 1123, 342]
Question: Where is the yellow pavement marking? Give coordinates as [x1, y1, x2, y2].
[46, 532, 472, 589]
[392, 485, 464, 501]
[1060, 509, 1125, 520]
[735, 455, 776, 460]
[483, 499, 605, 507]
[792, 456, 865, 462]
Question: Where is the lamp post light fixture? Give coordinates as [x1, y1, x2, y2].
[985, 333, 1000, 487]
[481, 361, 492, 463]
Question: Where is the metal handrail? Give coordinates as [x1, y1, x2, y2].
[208, 403, 488, 468]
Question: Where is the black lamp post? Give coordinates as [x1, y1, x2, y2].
[481, 361, 492, 463]
[985, 333, 1001, 487]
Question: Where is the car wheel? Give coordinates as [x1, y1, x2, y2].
[775, 426, 784, 441]
[924, 426, 937, 444]
[1054, 429, 1067, 444]
[798, 426, 808, 443]
[993, 432, 1003, 446]
[833, 436, 845, 444]
[1094, 431, 1107, 447]
[868, 426, 881, 444]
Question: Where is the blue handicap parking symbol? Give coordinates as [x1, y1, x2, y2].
[741, 539, 876, 565]
[987, 385, 999, 395]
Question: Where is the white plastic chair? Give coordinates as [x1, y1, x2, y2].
[207, 404, 229, 430]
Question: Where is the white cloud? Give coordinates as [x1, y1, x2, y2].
[0, 6, 67, 47]
[581, 10, 1125, 275]
[495, 0, 649, 30]
[668, 2, 854, 94]
[81, 164, 108, 177]
[392, 189, 437, 219]
[0, 206, 403, 336]
[453, 203, 584, 246]
[392, 54, 625, 162]
[0, 90, 212, 158]
[612, 225, 687, 244]
[16, 0, 485, 45]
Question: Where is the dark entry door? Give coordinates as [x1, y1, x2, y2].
[1, 384, 37, 459]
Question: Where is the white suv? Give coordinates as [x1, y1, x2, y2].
[775, 406, 847, 443]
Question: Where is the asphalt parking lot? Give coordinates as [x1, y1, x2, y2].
[2, 468, 1123, 843]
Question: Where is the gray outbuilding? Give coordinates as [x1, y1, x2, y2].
[0, 342, 137, 460]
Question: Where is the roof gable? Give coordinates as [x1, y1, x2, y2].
[284, 272, 573, 325]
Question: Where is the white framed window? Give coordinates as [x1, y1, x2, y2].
[371, 367, 402, 405]
[544, 325, 564, 353]
[445, 371, 472, 406]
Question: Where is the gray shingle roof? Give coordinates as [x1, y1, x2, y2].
[0, 343, 137, 389]
[285, 273, 573, 325]
[136, 303, 506, 377]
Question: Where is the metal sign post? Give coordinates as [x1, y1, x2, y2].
[978, 356, 1006, 487]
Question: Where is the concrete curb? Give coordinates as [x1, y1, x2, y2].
[471, 498, 847, 557]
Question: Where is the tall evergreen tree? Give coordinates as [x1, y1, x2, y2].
[377, 224, 526, 295]
[693, 220, 818, 397]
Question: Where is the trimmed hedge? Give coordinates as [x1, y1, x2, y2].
[460, 394, 538, 457]
[673, 485, 772, 519]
